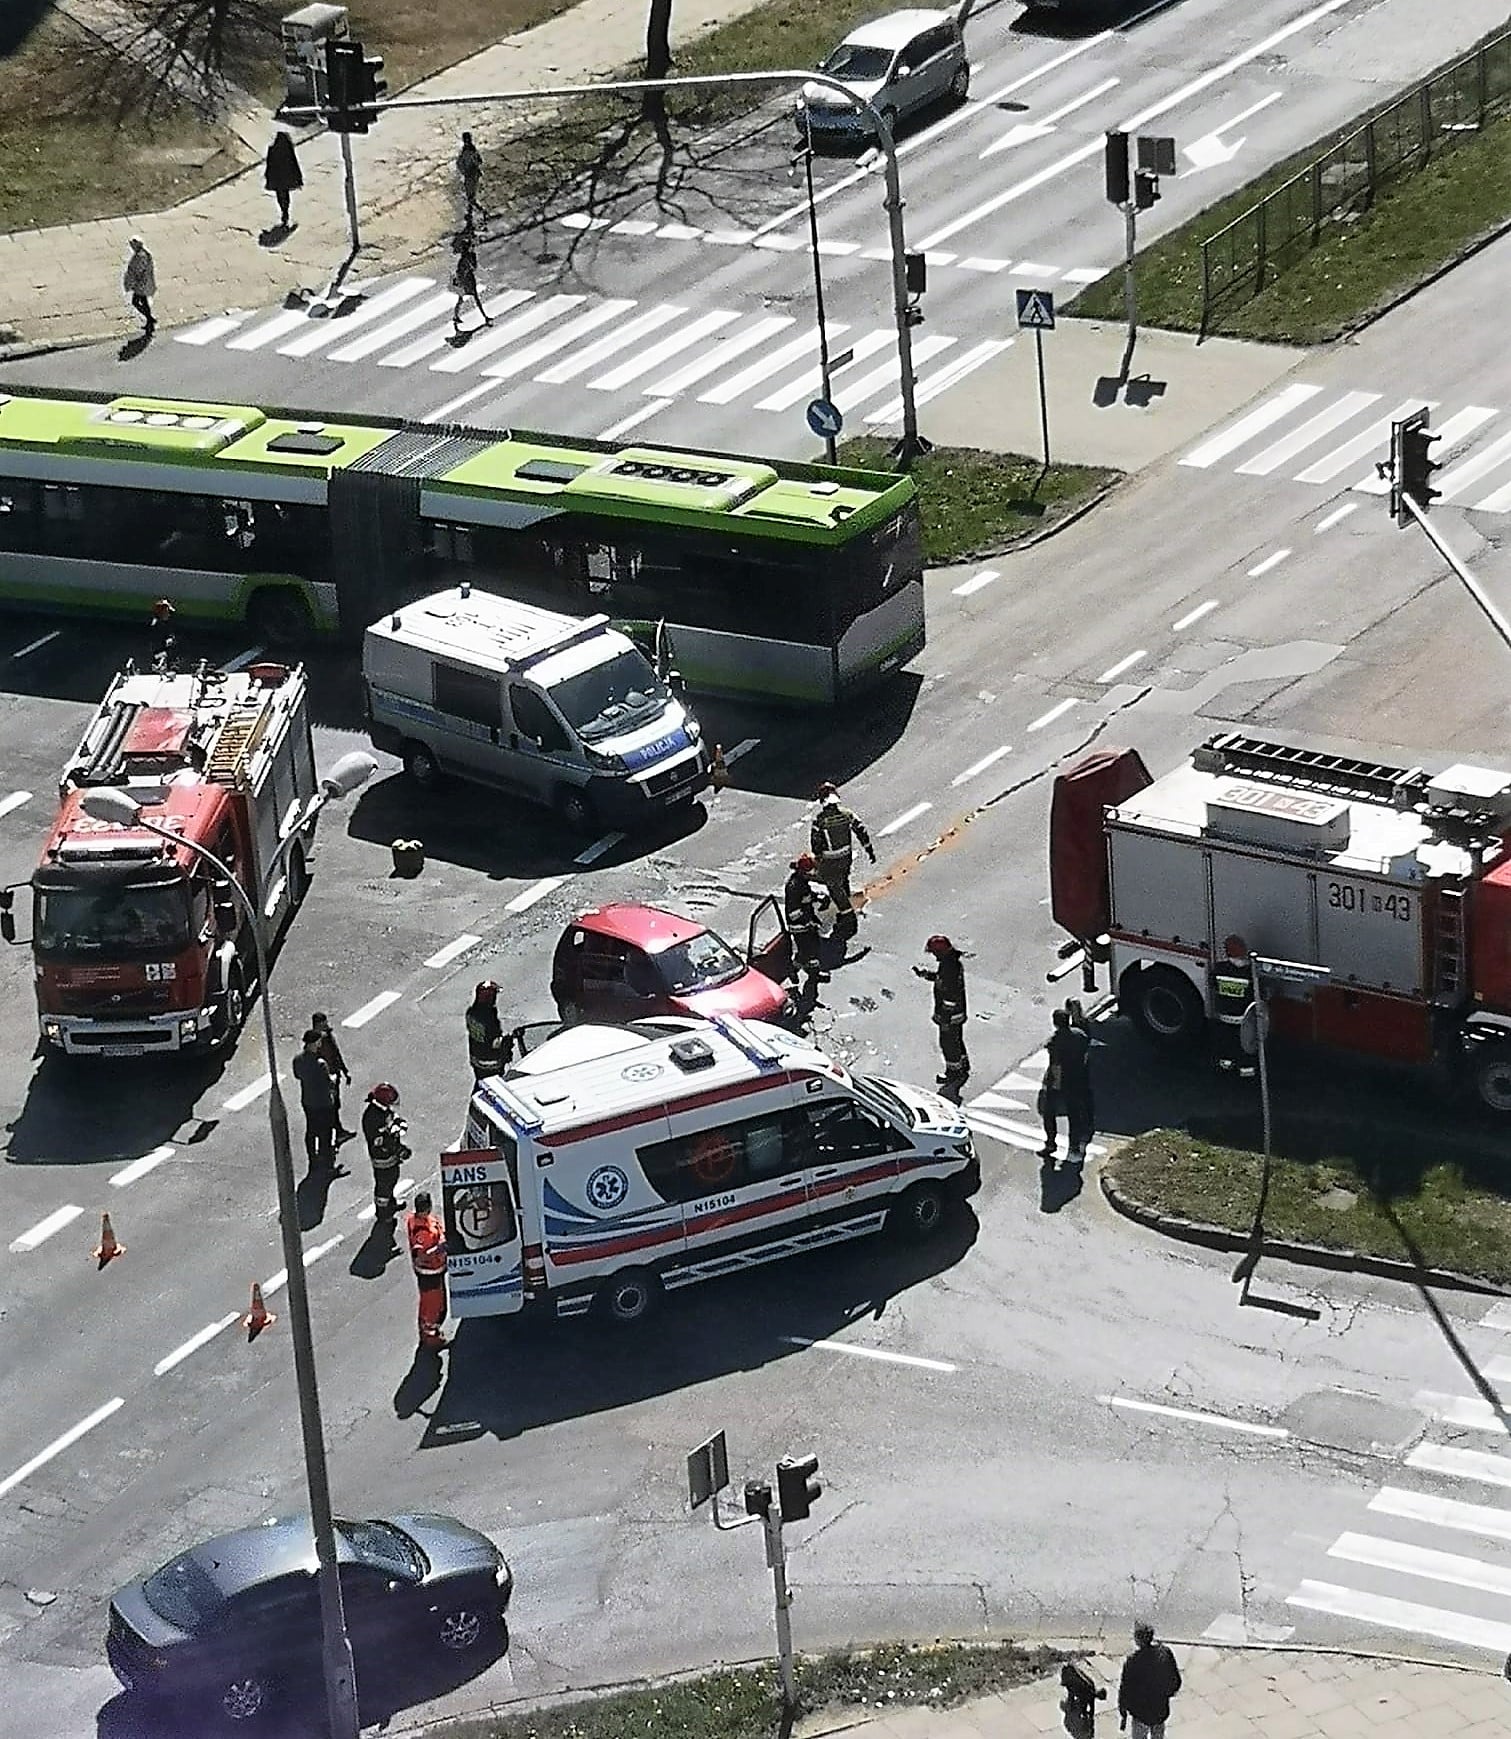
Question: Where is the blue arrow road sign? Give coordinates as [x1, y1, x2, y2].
[807, 398, 844, 439]
[1015, 288, 1056, 331]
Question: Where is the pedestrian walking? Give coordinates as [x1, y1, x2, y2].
[1039, 1003, 1094, 1161]
[122, 236, 156, 334]
[361, 1082, 409, 1220]
[783, 853, 828, 1003]
[406, 1189, 450, 1350]
[913, 935, 969, 1088]
[292, 1029, 342, 1174]
[456, 131, 484, 221]
[810, 782, 875, 938]
[451, 233, 491, 331]
[147, 598, 177, 671]
[264, 128, 303, 230]
[465, 980, 508, 1078]
[310, 1011, 354, 1141]
[1118, 1623, 1182, 1739]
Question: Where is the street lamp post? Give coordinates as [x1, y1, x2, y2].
[82, 750, 376, 1739]
[793, 110, 836, 464]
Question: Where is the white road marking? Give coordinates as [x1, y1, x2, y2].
[326, 290, 454, 361]
[1100, 1395, 1289, 1437]
[357, 1177, 414, 1223]
[704, 228, 756, 246]
[1286, 1579, 1511, 1653]
[1295, 398, 1434, 484]
[1202, 1612, 1294, 1644]
[979, 76, 1121, 159]
[425, 934, 481, 970]
[753, 232, 804, 253]
[657, 222, 703, 242]
[481, 299, 637, 382]
[879, 801, 932, 837]
[174, 312, 245, 345]
[1237, 390, 1381, 477]
[1431, 429, 1511, 502]
[387, 289, 536, 373]
[782, 1335, 956, 1372]
[536, 303, 687, 385]
[1061, 266, 1108, 284]
[952, 567, 1000, 597]
[757, 331, 896, 414]
[154, 1314, 238, 1376]
[609, 218, 658, 236]
[598, 399, 671, 441]
[592, 310, 742, 393]
[1331, 1531, 1511, 1600]
[423, 381, 499, 424]
[1415, 1390, 1509, 1433]
[816, 239, 861, 257]
[868, 339, 1012, 425]
[9, 1204, 84, 1253]
[970, 1090, 1029, 1114]
[1027, 699, 1077, 732]
[646, 315, 795, 396]
[1312, 503, 1358, 533]
[506, 875, 569, 914]
[968, 1105, 1106, 1156]
[426, 293, 579, 376]
[724, 738, 761, 765]
[223, 1072, 273, 1112]
[959, 257, 1011, 273]
[1406, 1442, 1511, 1487]
[302, 1234, 343, 1266]
[0, 1398, 126, 1500]
[226, 308, 310, 351]
[1172, 600, 1219, 631]
[1480, 1298, 1511, 1331]
[11, 631, 60, 659]
[262, 1267, 289, 1297]
[952, 745, 1011, 786]
[558, 213, 602, 230]
[0, 790, 32, 819]
[1370, 1484, 1511, 1541]
[221, 645, 266, 673]
[1247, 549, 1291, 577]
[111, 1145, 174, 1188]
[343, 990, 401, 1029]
[574, 832, 626, 868]
[1356, 405, 1496, 495]
[700, 327, 848, 406]
[1180, 384, 1324, 468]
[1096, 649, 1146, 684]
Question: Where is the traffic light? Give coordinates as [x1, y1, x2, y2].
[744, 1479, 773, 1519]
[1105, 131, 1130, 205]
[776, 1454, 821, 1522]
[1400, 414, 1441, 517]
[1133, 168, 1160, 211]
[356, 47, 387, 117]
[324, 38, 386, 133]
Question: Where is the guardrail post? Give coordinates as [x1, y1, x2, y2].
[1310, 159, 1323, 240]
[1364, 119, 1377, 211]
[1199, 238, 1211, 339]
[1255, 200, 1267, 291]
[1478, 44, 1489, 127]
[1421, 84, 1433, 163]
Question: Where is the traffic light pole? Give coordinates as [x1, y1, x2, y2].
[760, 1504, 799, 1712]
[339, 132, 361, 257]
[1403, 495, 1511, 655]
[1123, 201, 1138, 351]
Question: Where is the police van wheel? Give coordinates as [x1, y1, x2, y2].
[597, 1268, 659, 1326]
[1125, 966, 1204, 1049]
[890, 1181, 947, 1242]
[403, 742, 444, 792]
[554, 787, 597, 835]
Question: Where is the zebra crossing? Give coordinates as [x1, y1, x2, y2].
[1181, 381, 1511, 515]
[174, 276, 1011, 431]
[963, 1045, 1107, 1159]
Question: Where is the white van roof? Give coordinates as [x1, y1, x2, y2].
[479, 1016, 844, 1140]
[368, 586, 618, 676]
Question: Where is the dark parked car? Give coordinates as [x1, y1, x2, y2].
[107, 1511, 512, 1723]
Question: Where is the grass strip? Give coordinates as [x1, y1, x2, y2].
[841, 440, 1117, 563]
[427, 1639, 1063, 1739]
[1107, 1130, 1511, 1284]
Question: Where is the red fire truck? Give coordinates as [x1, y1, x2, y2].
[1049, 733, 1511, 1113]
[1, 661, 317, 1057]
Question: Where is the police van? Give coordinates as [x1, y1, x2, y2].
[440, 1015, 979, 1325]
[363, 585, 709, 831]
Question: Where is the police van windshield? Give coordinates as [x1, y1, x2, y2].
[36, 881, 191, 958]
[549, 651, 670, 743]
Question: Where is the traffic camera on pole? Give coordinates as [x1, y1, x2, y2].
[776, 1454, 822, 1522]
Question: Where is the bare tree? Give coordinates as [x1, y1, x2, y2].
[69, 0, 279, 125]
[642, 0, 675, 155]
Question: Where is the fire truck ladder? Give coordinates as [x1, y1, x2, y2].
[1193, 734, 1430, 808]
[1431, 886, 1467, 1000]
[205, 699, 271, 785]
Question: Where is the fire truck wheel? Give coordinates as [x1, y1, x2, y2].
[211, 963, 247, 1048]
[1471, 1044, 1511, 1114]
[596, 1268, 660, 1326]
[1125, 966, 1204, 1048]
[403, 741, 444, 792]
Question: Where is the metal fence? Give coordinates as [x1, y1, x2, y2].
[1199, 23, 1511, 333]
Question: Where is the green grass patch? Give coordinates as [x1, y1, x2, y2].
[1068, 90, 1511, 344]
[1108, 1130, 1511, 1283]
[841, 440, 1117, 564]
[428, 1640, 1062, 1739]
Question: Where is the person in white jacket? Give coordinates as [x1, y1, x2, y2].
[122, 237, 156, 334]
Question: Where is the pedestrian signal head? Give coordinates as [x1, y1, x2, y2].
[474, 980, 498, 1003]
[924, 934, 953, 957]
[369, 1082, 399, 1106]
[776, 1453, 822, 1522]
[794, 852, 816, 873]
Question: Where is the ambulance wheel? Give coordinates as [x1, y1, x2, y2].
[403, 741, 444, 792]
[597, 1268, 660, 1325]
[889, 1181, 947, 1243]
[1125, 966, 1204, 1049]
[1471, 1044, 1511, 1114]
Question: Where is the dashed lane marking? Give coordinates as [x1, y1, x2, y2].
[1100, 1395, 1290, 1438]
[597, 399, 669, 441]
[952, 745, 1011, 787]
[9, 1204, 84, 1253]
[424, 935, 481, 970]
[1095, 650, 1146, 684]
[222, 645, 267, 673]
[222, 1072, 273, 1112]
[0, 791, 32, 820]
[506, 875, 569, 914]
[1027, 699, 1077, 732]
[10, 631, 60, 660]
[783, 1335, 957, 1372]
[1247, 549, 1291, 578]
[343, 990, 401, 1029]
[879, 801, 932, 837]
[952, 567, 1000, 597]
[261, 1233, 345, 1298]
[723, 738, 761, 765]
[111, 1145, 174, 1188]
[0, 1398, 126, 1500]
[1314, 503, 1358, 533]
[574, 833, 626, 868]
[357, 1177, 415, 1223]
[154, 1314, 238, 1377]
[1172, 600, 1219, 631]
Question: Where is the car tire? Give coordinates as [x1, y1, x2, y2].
[436, 1603, 490, 1652]
[889, 1181, 948, 1243]
[597, 1267, 660, 1326]
[215, 1668, 276, 1724]
[554, 786, 597, 835]
[950, 63, 970, 100]
[1124, 965, 1205, 1049]
[403, 741, 444, 792]
[1471, 1043, 1511, 1114]
[247, 586, 313, 648]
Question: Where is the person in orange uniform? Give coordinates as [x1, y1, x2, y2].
[405, 1189, 450, 1350]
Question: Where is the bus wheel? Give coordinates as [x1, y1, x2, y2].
[1125, 966, 1205, 1049]
[247, 586, 313, 648]
[1471, 1044, 1511, 1114]
[597, 1268, 659, 1326]
[403, 742, 444, 792]
[889, 1181, 947, 1242]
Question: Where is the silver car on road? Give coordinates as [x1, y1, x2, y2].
[797, 8, 971, 143]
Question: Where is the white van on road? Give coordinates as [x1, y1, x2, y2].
[441, 1014, 980, 1325]
[363, 586, 709, 831]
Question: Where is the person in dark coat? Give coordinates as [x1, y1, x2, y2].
[451, 233, 491, 331]
[1040, 1003, 1094, 1162]
[1118, 1623, 1182, 1739]
[264, 129, 303, 229]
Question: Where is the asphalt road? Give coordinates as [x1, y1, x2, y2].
[6, 0, 1507, 456]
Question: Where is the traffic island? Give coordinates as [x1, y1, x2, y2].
[1101, 1130, 1511, 1292]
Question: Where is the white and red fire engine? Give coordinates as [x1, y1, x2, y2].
[2, 661, 317, 1057]
[1050, 733, 1511, 1112]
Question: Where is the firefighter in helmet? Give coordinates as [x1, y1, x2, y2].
[810, 782, 875, 939]
[361, 1082, 408, 1220]
[465, 980, 508, 1079]
[913, 934, 970, 1090]
[783, 853, 827, 1004]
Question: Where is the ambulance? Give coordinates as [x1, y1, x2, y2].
[440, 1014, 979, 1325]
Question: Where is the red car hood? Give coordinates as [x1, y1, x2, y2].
[675, 968, 788, 1024]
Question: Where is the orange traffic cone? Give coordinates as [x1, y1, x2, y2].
[242, 1282, 276, 1339]
[710, 744, 730, 791]
[92, 1213, 124, 1266]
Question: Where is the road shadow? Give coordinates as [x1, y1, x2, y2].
[719, 673, 924, 801]
[413, 1208, 979, 1443]
[1011, 0, 1182, 39]
[4, 1049, 228, 1166]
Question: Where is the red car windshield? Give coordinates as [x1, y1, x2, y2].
[655, 930, 746, 995]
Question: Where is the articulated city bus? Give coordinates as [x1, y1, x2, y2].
[0, 389, 924, 705]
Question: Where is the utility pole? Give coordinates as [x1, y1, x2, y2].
[795, 113, 836, 464]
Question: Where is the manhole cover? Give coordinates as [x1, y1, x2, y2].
[1282, 1388, 1423, 1455]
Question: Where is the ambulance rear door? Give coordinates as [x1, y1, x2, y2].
[442, 1146, 525, 1318]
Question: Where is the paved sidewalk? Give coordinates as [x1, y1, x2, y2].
[0, 0, 772, 354]
[796, 1644, 1509, 1739]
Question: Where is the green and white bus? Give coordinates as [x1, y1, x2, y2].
[0, 389, 924, 705]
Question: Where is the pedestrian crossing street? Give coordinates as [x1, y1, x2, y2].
[963, 1047, 1107, 1160]
[175, 275, 1011, 431]
[1181, 381, 1511, 516]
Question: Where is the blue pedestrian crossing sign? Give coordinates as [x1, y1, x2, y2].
[1015, 288, 1056, 331]
[807, 397, 844, 439]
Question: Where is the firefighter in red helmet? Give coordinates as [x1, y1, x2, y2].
[783, 853, 827, 1005]
[914, 934, 970, 1090]
[465, 980, 507, 1079]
